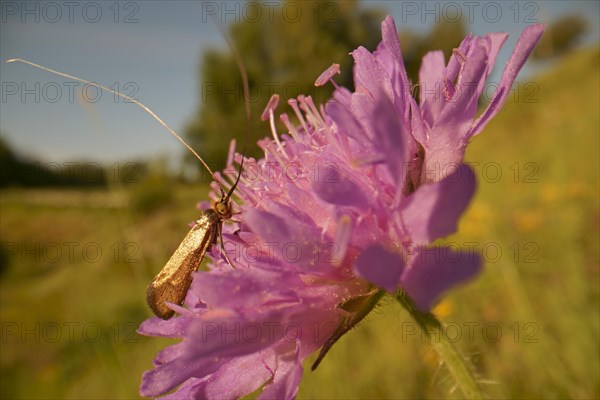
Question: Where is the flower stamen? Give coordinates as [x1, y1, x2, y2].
[288, 98, 309, 136]
[314, 63, 341, 87]
[262, 94, 285, 154]
[299, 95, 326, 130]
[280, 113, 300, 141]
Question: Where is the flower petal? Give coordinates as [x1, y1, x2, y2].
[140, 357, 226, 397]
[469, 24, 544, 136]
[371, 93, 410, 193]
[424, 47, 488, 176]
[445, 33, 472, 82]
[401, 247, 482, 310]
[285, 183, 331, 225]
[137, 316, 191, 338]
[380, 16, 411, 112]
[183, 311, 287, 360]
[194, 270, 300, 310]
[480, 32, 509, 86]
[160, 378, 205, 400]
[152, 344, 186, 368]
[351, 46, 392, 99]
[419, 50, 446, 124]
[354, 245, 405, 293]
[196, 351, 276, 400]
[400, 164, 476, 243]
[409, 96, 427, 145]
[258, 344, 303, 400]
[243, 208, 341, 273]
[312, 165, 369, 208]
[244, 209, 293, 240]
[326, 100, 369, 143]
[439, 44, 489, 125]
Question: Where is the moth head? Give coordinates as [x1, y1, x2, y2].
[214, 196, 233, 219]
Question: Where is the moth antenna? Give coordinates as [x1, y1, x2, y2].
[5, 58, 224, 191]
[207, 16, 250, 200]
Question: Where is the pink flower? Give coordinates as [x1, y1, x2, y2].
[139, 16, 544, 399]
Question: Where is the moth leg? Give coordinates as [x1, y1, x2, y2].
[218, 222, 236, 268]
[230, 211, 242, 223]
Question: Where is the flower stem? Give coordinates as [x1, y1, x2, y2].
[395, 290, 483, 399]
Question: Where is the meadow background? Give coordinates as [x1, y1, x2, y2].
[1, 1, 599, 398]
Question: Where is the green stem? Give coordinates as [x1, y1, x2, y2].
[396, 290, 483, 399]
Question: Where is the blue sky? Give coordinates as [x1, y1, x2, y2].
[1, 0, 598, 166]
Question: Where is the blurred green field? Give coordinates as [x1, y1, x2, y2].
[1, 46, 598, 399]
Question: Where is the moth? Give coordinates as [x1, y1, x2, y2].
[8, 28, 251, 320]
[146, 170, 242, 319]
